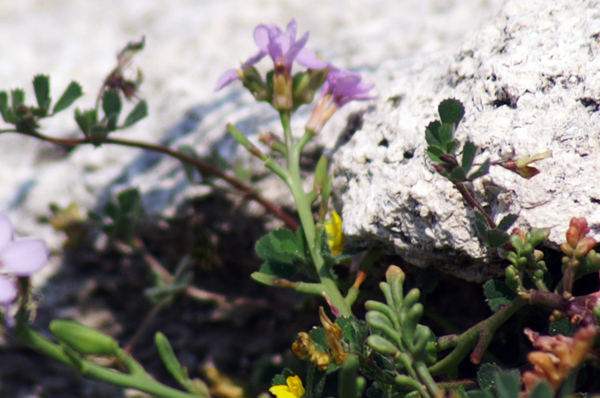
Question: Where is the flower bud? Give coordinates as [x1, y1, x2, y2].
[272, 73, 293, 110]
[575, 237, 597, 258]
[50, 320, 120, 356]
[293, 68, 329, 106]
[566, 217, 589, 248]
[241, 66, 271, 102]
[292, 332, 316, 360]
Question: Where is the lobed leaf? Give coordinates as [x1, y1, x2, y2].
[102, 89, 122, 130]
[438, 98, 464, 125]
[487, 229, 510, 248]
[33, 74, 51, 111]
[257, 261, 296, 280]
[483, 280, 517, 312]
[255, 228, 306, 265]
[461, 141, 476, 172]
[497, 214, 518, 232]
[53, 81, 83, 114]
[425, 120, 442, 147]
[74, 108, 97, 136]
[468, 159, 490, 180]
[123, 99, 148, 127]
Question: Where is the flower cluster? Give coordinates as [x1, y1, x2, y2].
[216, 19, 374, 123]
[0, 213, 49, 326]
[522, 325, 598, 395]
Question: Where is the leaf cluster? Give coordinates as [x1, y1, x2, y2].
[0, 76, 83, 133]
[88, 187, 144, 244]
[425, 99, 489, 182]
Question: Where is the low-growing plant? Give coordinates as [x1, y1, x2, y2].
[1, 19, 599, 398]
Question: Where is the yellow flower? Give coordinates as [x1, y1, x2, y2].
[269, 376, 305, 398]
[325, 210, 346, 256]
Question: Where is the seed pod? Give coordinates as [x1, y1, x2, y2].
[50, 320, 119, 356]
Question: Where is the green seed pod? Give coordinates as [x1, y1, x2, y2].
[50, 320, 119, 356]
[366, 335, 399, 356]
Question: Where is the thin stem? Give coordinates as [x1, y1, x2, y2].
[278, 113, 352, 317]
[14, 129, 298, 230]
[454, 182, 496, 229]
[13, 322, 199, 398]
[428, 297, 526, 376]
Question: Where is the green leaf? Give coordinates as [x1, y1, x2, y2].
[102, 89, 122, 130]
[123, 99, 148, 127]
[468, 159, 490, 180]
[439, 123, 454, 145]
[177, 144, 201, 183]
[427, 146, 445, 163]
[258, 261, 296, 279]
[448, 166, 467, 182]
[487, 229, 510, 248]
[494, 370, 521, 398]
[33, 74, 51, 111]
[426, 121, 443, 147]
[497, 214, 518, 232]
[117, 188, 141, 214]
[309, 327, 328, 353]
[438, 98, 464, 125]
[104, 201, 120, 220]
[74, 108, 97, 136]
[477, 363, 501, 390]
[53, 81, 83, 114]
[337, 316, 369, 352]
[483, 279, 517, 312]
[445, 139, 459, 155]
[461, 141, 476, 172]
[0, 91, 9, 122]
[271, 369, 295, 387]
[155, 332, 187, 384]
[255, 228, 306, 264]
[530, 381, 553, 398]
[11, 89, 25, 112]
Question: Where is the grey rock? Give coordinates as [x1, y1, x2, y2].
[334, 0, 600, 282]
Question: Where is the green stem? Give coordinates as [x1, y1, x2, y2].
[279, 112, 352, 317]
[13, 322, 199, 398]
[428, 297, 526, 376]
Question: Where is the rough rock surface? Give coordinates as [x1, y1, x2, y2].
[0, 0, 501, 251]
[334, 0, 600, 282]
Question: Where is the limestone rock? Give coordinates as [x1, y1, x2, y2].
[334, 0, 600, 282]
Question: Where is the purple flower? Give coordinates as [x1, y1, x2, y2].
[322, 69, 376, 107]
[306, 68, 375, 134]
[215, 19, 328, 91]
[0, 213, 49, 324]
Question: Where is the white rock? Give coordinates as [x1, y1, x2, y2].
[0, 0, 501, 251]
[334, 0, 600, 281]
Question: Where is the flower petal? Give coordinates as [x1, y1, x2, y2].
[295, 48, 329, 70]
[282, 32, 310, 71]
[241, 49, 267, 69]
[215, 69, 242, 91]
[1, 238, 49, 276]
[269, 386, 296, 398]
[0, 213, 14, 252]
[0, 274, 17, 305]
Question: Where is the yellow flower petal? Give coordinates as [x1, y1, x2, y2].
[269, 376, 305, 398]
[325, 210, 346, 255]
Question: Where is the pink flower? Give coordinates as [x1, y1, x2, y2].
[215, 19, 328, 91]
[305, 68, 375, 134]
[0, 213, 49, 324]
